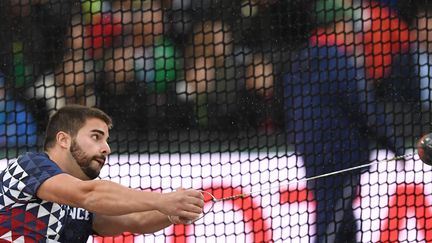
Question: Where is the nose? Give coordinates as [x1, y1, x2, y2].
[101, 141, 111, 155]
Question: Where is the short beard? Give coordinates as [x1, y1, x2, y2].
[70, 140, 100, 179]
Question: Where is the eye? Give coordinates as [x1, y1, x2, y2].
[91, 134, 100, 140]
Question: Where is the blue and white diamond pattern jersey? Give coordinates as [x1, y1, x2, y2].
[0, 152, 94, 242]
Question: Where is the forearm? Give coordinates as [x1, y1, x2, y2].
[79, 180, 162, 216]
[130, 211, 172, 234]
[93, 211, 172, 236]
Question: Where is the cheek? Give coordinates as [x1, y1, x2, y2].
[78, 139, 99, 154]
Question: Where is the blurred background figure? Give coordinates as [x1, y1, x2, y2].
[177, 19, 234, 127]
[24, 0, 187, 132]
[177, 14, 275, 131]
[14, 0, 171, 107]
[26, 0, 167, 103]
[105, 0, 166, 94]
[283, 43, 410, 243]
[282, 0, 420, 242]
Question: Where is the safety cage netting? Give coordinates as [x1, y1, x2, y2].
[1, 0, 432, 242]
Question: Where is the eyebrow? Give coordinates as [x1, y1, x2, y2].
[91, 129, 104, 135]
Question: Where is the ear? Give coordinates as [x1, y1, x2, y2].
[56, 131, 71, 149]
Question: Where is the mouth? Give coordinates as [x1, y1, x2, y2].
[94, 158, 105, 166]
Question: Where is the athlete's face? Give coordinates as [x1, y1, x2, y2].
[70, 118, 111, 179]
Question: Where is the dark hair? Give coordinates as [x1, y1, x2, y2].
[44, 105, 113, 150]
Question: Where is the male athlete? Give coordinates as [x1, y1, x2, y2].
[0, 105, 204, 242]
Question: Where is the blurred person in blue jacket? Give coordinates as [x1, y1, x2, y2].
[0, 72, 37, 148]
[283, 44, 409, 242]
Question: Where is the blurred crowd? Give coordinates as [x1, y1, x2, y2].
[0, 0, 431, 148]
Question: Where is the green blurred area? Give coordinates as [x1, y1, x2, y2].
[13, 41, 33, 88]
[152, 37, 183, 94]
[314, 0, 353, 25]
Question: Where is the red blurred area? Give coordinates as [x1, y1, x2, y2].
[84, 13, 122, 58]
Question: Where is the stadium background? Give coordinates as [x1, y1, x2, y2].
[2, 0, 432, 242]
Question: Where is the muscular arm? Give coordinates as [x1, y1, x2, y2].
[37, 173, 204, 219]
